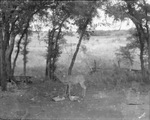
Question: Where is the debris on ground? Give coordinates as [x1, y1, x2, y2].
[52, 96, 65, 102]
[69, 96, 80, 101]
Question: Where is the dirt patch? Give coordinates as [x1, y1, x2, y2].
[0, 80, 149, 120]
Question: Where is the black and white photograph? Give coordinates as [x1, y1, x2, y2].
[0, 0, 150, 119]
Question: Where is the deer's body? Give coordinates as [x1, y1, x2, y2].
[57, 73, 86, 98]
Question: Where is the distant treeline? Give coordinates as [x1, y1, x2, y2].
[90, 30, 130, 36]
[31, 31, 74, 36]
[31, 30, 131, 37]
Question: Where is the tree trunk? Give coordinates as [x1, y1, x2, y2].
[45, 58, 48, 77]
[140, 46, 145, 75]
[0, 51, 1, 86]
[1, 37, 7, 91]
[12, 24, 29, 75]
[0, 25, 2, 87]
[68, 19, 91, 75]
[12, 37, 21, 76]
[135, 24, 145, 79]
[146, 26, 150, 80]
[0, 30, 2, 86]
[68, 6, 94, 75]
[143, 0, 150, 81]
[52, 20, 64, 79]
[1, 51, 7, 91]
[138, 31, 145, 78]
[23, 33, 28, 76]
[45, 29, 55, 80]
[68, 31, 85, 75]
[5, 34, 16, 80]
[45, 30, 51, 79]
[148, 40, 150, 80]
[0, 24, 7, 90]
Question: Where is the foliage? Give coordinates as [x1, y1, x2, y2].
[115, 31, 137, 67]
[104, 0, 150, 80]
[0, 0, 55, 90]
[116, 45, 135, 66]
[42, 1, 76, 79]
[105, 0, 150, 22]
[127, 29, 148, 55]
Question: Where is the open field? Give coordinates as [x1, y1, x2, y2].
[13, 30, 139, 76]
[0, 30, 149, 120]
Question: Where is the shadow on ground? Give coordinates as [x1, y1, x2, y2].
[0, 80, 149, 120]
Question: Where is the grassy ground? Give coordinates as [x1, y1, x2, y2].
[0, 75, 149, 120]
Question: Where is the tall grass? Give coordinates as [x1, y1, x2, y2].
[86, 65, 143, 91]
[14, 66, 45, 78]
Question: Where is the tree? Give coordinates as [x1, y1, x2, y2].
[0, 0, 54, 90]
[105, 0, 150, 79]
[42, 2, 70, 80]
[21, 30, 31, 76]
[67, 1, 99, 75]
[127, 29, 147, 75]
[116, 45, 135, 70]
[116, 28, 148, 74]
[124, 0, 150, 79]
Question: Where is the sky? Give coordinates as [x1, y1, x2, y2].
[32, 0, 150, 31]
[93, 0, 150, 30]
[147, 0, 150, 3]
[92, 10, 135, 31]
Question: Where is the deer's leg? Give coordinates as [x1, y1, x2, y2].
[80, 83, 86, 97]
[65, 84, 68, 97]
[68, 83, 71, 97]
[66, 83, 71, 99]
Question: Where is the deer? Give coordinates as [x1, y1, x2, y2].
[55, 71, 86, 100]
